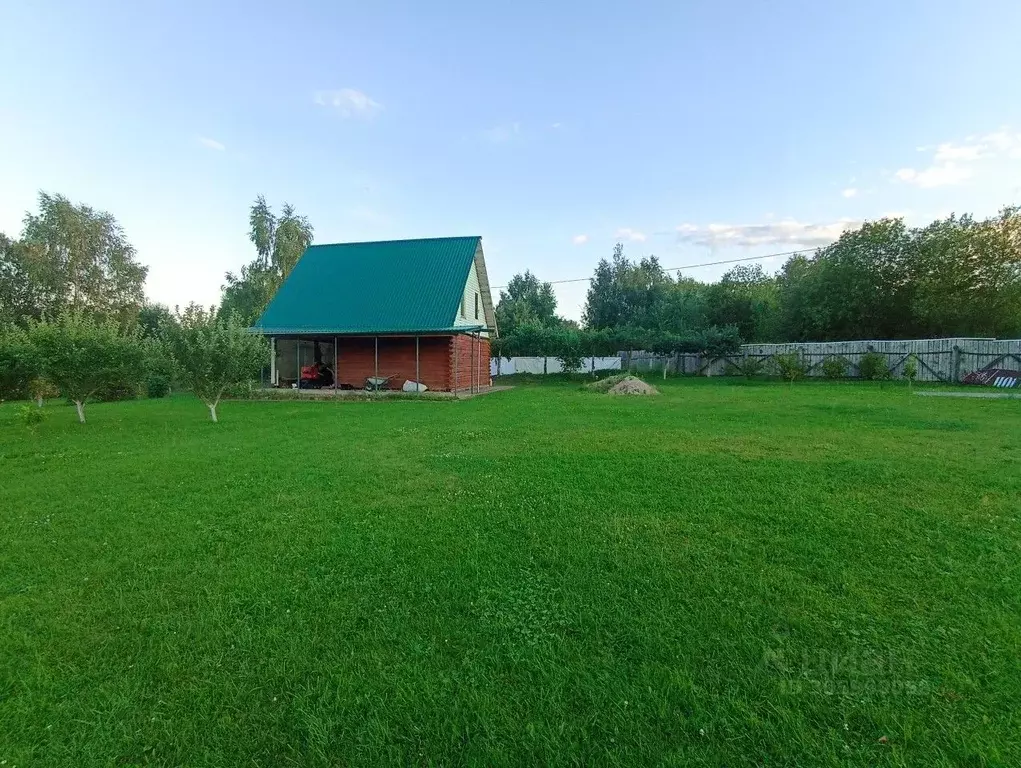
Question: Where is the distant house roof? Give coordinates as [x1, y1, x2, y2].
[253, 236, 494, 335]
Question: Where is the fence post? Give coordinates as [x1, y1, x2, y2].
[952, 345, 962, 382]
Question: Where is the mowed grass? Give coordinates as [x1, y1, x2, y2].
[2, 380, 1020, 767]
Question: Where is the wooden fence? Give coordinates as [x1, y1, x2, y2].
[623, 338, 1021, 382]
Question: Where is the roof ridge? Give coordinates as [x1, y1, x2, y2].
[309, 235, 480, 248]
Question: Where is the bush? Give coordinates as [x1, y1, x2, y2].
[146, 374, 172, 399]
[726, 356, 767, 379]
[821, 356, 849, 379]
[773, 352, 806, 383]
[858, 351, 890, 380]
[903, 355, 918, 385]
[17, 403, 46, 429]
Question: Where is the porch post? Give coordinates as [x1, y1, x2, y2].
[453, 334, 459, 398]
[270, 337, 276, 386]
[470, 331, 476, 394]
[296, 337, 301, 389]
[374, 336, 379, 398]
[415, 336, 421, 396]
[333, 335, 338, 394]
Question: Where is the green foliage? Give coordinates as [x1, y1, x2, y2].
[30, 312, 147, 422]
[773, 352, 807, 383]
[219, 198, 314, 326]
[0, 325, 38, 401]
[145, 374, 172, 399]
[137, 303, 178, 341]
[726, 356, 767, 379]
[821, 356, 850, 379]
[858, 351, 891, 381]
[495, 271, 559, 336]
[903, 355, 919, 386]
[777, 208, 1021, 341]
[495, 324, 741, 363]
[584, 244, 676, 330]
[16, 403, 46, 429]
[169, 305, 268, 421]
[704, 264, 780, 342]
[18, 192, 147, 326]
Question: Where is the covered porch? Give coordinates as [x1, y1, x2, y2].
[268, 332, 491, 394]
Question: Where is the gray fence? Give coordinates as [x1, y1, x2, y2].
[623, 338, 1021, 383]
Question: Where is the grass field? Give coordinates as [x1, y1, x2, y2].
[2, 379, 1020, 766]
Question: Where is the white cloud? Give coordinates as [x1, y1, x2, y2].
[895, 164, 973, 188]
[675, 219, 861, 249]
[483, 122, 521, 143]
[615, 227, 647, 242]
[842, 187, 858, 198]
[197, 136, 225, 151]
[313, 88, 383, 119]
[572, 234, 589, 245]
[551, 122, 562, 129]
[896, 130, 1021, 188]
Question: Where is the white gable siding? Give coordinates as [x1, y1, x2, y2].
[454, 258, 488, 335]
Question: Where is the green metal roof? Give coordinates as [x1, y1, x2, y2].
[253, 236, 482, 335]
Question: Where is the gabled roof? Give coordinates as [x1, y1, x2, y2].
[253, 236, 491, 335]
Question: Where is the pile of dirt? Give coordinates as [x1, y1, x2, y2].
[584, 374, 629, 392]
[607, 376, 660, 396]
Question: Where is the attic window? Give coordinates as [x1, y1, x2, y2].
[474, 292, 479, 319]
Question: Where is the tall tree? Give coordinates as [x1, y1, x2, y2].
[18, 192, 147, 324]
[495, 271, 558, 335]
[220, 197, 314, 325]
[583, 244, 674, 330]
[909, 208, 1021, 338]
[703, 264, 779, 342]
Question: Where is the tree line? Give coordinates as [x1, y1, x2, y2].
[495, 207, 1021, 356]
[0, 192, 295, 421]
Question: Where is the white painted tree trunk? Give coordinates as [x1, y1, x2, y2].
[74, 400, 86, 423]
[36, 395, 43, 408]
[208, 403, 218, 422]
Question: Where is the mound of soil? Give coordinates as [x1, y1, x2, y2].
[607, 376, 660, 396]
[584, 374, 628, 392]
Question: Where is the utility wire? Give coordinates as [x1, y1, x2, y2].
[491, 246, 817, 290]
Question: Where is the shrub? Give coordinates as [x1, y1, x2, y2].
[17, 403, 46, 429]
[146, 374, 172, 399]
[773, 352, 806, 383]
[858, 351, 891, 380]
[821, 356, 849, 379]
[0, 326, 38, 402]
[727, 356, 767, 379]
[903, 355, 918, 387]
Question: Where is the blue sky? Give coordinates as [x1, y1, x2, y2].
[2, 0, 1021, 320]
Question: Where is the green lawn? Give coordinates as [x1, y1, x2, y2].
[2, 380, 1019, 766]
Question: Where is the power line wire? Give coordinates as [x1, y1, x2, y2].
[491, 246, 817, 290]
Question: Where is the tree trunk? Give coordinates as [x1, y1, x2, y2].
[36, 395, 43, 408]
[74, 400, 86, 423]
[208, 402, 218, 422]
